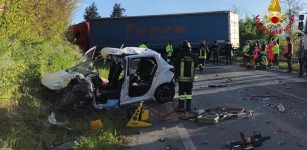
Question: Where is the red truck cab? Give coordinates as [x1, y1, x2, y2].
[70, 22, 90, 52]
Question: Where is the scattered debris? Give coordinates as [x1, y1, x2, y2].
[162, 127, 166, 130]
[48, 112, 64, 126]
[158, 138, 165, 142]
[150, 102, 180, 122]
[202, 140, 209, 145]
[194, 107, 252, 124]
[276, 103, 286, 112]
[225, 131, 270, 150]
[90, 119, 104, 133]
[296, 143, 305, 148]
[250, 95, 278, 98]
[165, 145, 172, 150]
[208, 84, 227, 88]
[47, 112, 72, 134]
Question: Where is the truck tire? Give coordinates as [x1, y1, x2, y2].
[154, 83, 175, 103]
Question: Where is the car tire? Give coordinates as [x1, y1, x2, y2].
[154, 83, 175, 103]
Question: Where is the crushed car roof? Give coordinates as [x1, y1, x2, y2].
[100, 47, 160, 57]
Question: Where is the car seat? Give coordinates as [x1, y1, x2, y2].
[129, 59, 157, 97]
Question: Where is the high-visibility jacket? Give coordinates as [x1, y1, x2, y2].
[139, 44, 148, 48]
[273, 44, 280, 55]
[166, 44, 173, 57]
[199, 47, 207, 59]
[242, 45, 250, 54]
[175, 50, 197, 82]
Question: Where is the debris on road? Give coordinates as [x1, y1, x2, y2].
[48, 112, 64, 126]
[249, 95, 278, 98]
[150, 102, 180, 122]
[276, 103, 286, 112]
[194, 107, 252, 124]
[158, 138, 165, 142]
[165, 145, 172, 150]
[202, 140, 209, 145]
[208, 84, 227, 88]
[90, 119, 104, 133]
[46, 112, 72, 134]
[225, 131, 270, 150]
[296, 143, 305, 148]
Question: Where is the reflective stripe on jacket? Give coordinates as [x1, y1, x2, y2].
[166, 44, 173, 57]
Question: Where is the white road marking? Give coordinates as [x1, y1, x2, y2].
[265, 85, 307, 102]
[176, 123, 197, 150]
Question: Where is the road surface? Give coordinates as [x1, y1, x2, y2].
[123, 64, 307, 150]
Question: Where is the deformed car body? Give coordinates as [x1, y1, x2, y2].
[41, 47, 175, 109]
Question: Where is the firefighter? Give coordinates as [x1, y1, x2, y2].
[283, 37, 293, 73]
[242, 41, 250, 67]
[166, 40, 174, 63]
[224, 40, 233, 65]
[272, 41, 280, 68]
[174, 40, 197, 114]
[212, 41, 220, 64]
[298, 39, 307, 77]
[139, 43, 148, 48]
[199, 40, 208, 71]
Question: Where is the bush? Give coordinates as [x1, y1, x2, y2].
[73, 130, 121, 150]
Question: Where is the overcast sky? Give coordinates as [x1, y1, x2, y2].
[72, 0, 307, 24]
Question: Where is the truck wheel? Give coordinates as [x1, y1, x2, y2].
[154, 83, 175, 103]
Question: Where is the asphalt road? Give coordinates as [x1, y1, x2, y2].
[123, 63, 307, 150]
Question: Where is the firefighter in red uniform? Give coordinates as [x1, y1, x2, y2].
[174, 40, 197, 114]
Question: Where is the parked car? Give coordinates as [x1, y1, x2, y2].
[41, 47, 175, 109]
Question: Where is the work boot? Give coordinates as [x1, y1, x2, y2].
[186, 100, 191, 112]
[175, 100, 185, 112]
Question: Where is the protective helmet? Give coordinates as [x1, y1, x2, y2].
[182, 40, 191, 51]
[200, 40, 205, 46]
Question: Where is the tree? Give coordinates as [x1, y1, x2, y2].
[110, 3, 126, 18]
[84, 2, 101, 20]
[280, 0, 306, 55]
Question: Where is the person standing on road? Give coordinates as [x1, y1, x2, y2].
[166, 41, 174, 63]
[298, 39, 307, 77]
[212, 41, 220, 64]
[198, 40, 208, 72]
[242, 41, 250, 67]
[174, 40, 197, 114]
[283, 37, 293, 73]
[224, 40, 233, 65]
[272, 41, 280, 68]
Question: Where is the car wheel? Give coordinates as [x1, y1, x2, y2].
[154, 83, 175, 103]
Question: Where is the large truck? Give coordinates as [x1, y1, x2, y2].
[72, 11, 239, 52]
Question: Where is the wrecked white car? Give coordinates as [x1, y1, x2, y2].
[41, 47, 175, 109]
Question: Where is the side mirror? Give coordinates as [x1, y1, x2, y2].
[299, 15, 305, 21]
[298, 22, 304, 31]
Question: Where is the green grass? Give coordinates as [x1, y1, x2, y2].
[278, 62, 300, 72]
[0, 39, 125, 150]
